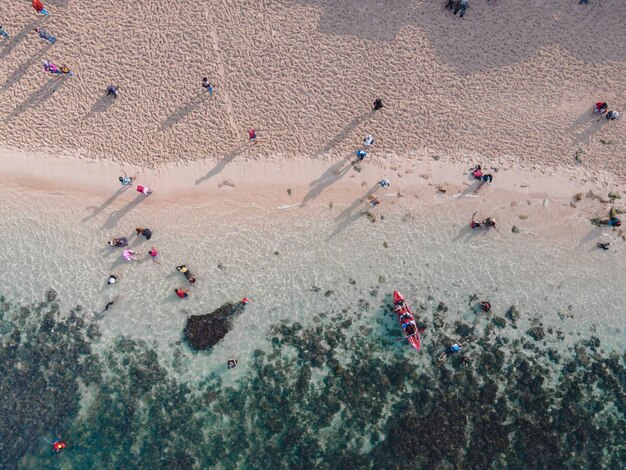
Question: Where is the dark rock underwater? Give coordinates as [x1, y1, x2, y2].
[1, 291, 624, 469]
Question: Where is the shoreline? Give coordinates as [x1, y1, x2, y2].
[1, 146, 624, 249]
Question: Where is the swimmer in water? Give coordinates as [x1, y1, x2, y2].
[175, 288, 190, 299]
[96, 296, 119, 319]
[227, 358, 238, 369]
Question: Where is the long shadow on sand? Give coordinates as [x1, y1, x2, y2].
[161, 92, 205, 130]
[101, 194, 148, 230]
[5, 75, 68, 120]
[569, 107, 607, 145]
[314, 111, 372, 158]
[295, 0, 626, 73]
[84, 93, 116, 119]
[82, 186, 130, 223]
[301, 159, 354, 205]
[1, 44, 52, 92]
[0, 18, 42, 59]
[195, 145, 247, 185]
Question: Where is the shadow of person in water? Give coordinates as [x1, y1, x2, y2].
[327, 183, 380, 238]
[195, 145, 246, 185]
[101, 194, 147, 230]
[1, 43, 52, 92]
[5, 75, 68, 120]
[82, 186, 130, 222]
[161, 91, 205, 130]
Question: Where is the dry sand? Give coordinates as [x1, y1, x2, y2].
[1, 0, 625, 179]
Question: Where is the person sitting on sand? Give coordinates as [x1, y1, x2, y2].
[107, 274, 118, 285]
[594, 102, 608, 115]
[475, 174, 493, 192]
[136, 184, 153, 195]
[483, 217, 496, 228]
[363, 135, 375, 147]
[175, 288, 190, 299]
[136, 227, 152, 240]
[472, 165, 483, 179]
[605, 110, 620, 121]
[176, 265, 196, 284]
[372, 98, 383, 111]
[107, 237, 128, 247]
[470, 211, 482, 229]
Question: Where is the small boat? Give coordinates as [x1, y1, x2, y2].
[393, 290, 421, 351]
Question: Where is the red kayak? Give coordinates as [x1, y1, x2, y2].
[393, 290, 421, 351]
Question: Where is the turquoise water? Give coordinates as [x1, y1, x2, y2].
[1, 183, 625, 467]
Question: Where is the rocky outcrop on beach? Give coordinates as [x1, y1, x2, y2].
[183, 302, 246, 351]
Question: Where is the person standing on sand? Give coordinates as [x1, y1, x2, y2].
[32, 0, 50, 16]
[34, 28, 56, 44]
[148, 247, 160, 264]
[202, 77, 214, 96]
[379, 178, 390, 189]
[107, 85, 120, 98]
[475, 173, 493, 192]
[0, 25, 9, 39]
[136, 227, 152, 240]
[247, 128, 257, 144]
[355, 149, 367, 162]
[373, 98, 383, 111]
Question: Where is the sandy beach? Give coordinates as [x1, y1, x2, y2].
[1, 0, 625, 176]
[1, 0, 625, 468]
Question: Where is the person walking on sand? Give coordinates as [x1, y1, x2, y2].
[32, 0, 50, 16]
[0, 25, 9, 40]
[372, 98, 383, 111]
[148, 247, 160, 264]
[34, 28, 56, 44]
[107, 236, 128, 247]
[379, 178, 390, 189]
[136, 227, 152, 240]
[136, 184, 153, 195]
[247, 128, 257, 144]
[201, 77, 214, 96]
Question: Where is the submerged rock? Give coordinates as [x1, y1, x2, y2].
[183, 302, 246, 351]
[526, 326, 545, 341]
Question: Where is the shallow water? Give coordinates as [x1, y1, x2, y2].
[1, 183, 625, 467]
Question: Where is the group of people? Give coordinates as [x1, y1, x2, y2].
[593, 102, 620, 121]
[471, 165, 494, 192]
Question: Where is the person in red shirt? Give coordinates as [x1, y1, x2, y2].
[52, 437, 66, 453]
[247, 128, 257, 143]
[175, 288, 189, 299]
[32, 0, 50, 16]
